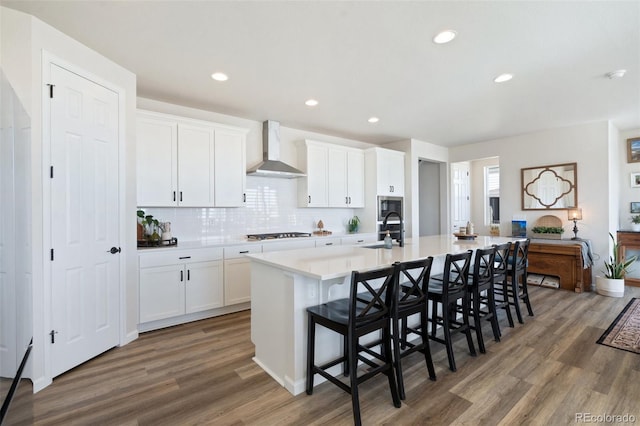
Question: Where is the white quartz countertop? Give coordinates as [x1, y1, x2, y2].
[246, 234, 521, 280]
[137, 232, 374, 253]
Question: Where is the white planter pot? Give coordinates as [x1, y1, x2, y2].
[632, 223, 640, 232]
[595, 276, 625, 298]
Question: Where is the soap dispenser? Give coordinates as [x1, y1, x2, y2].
[384, 230, 393, 249]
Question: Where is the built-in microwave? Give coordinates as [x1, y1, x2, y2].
[378, 196, 403, 222]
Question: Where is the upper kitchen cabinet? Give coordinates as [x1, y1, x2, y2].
[297, 140, 365, 208]
[297, 140, 329, 207]
[328, 147, 365, 208]
[136, 110, 248, 207]
[366, 147, 405, 197]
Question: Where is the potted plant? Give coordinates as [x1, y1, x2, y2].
[596, 232, 637, 297]
[531, 226, 564, 240]
[348, 216, 360, 233]
[631, 215, 640, 232]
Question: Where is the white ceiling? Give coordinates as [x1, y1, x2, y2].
[3, 1, 639, 146]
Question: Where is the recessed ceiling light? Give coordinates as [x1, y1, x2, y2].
[433, 30, 457, 44]
[211, 72, 228, 82]
[305, 99, 319, 107]
[368, 117, 379, 123]
[606, 69, 626, 79]
[494, 73, 514, 83]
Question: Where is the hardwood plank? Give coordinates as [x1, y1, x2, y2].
[5, 286, 640, 425]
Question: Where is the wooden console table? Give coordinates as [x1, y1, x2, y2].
[527, 241, 592, 293]
[617, 231, 640, 287]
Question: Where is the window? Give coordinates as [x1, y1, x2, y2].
[485, 166, 500, 225]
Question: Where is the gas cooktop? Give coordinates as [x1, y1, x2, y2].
[247, 232, 312, 241]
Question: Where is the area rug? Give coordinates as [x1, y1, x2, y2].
[597, 298, 640, 354]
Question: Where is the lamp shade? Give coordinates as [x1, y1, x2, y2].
[568, 207, 582, 220]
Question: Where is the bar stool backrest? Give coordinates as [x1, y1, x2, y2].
[350, 265, 397, 329]
[397, 257, 433, 310]
[473, 246, 496, 287]
[442, 250, 472, 296]
[493, 242, 512, 279]
[512, 238, 530, 272]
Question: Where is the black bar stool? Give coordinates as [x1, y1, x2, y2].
[306, 265, 401, 426]
[506, 239, 533, 324]
[393, 257, 437, 399]
[466, 246, 501, 353]
[427, 250, 476, 372]
[492, 242, 514, 328]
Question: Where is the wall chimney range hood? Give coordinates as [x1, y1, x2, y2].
[246, 120, 306, 178]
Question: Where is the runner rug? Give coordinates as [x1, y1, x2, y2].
[596, 298, 640, 354]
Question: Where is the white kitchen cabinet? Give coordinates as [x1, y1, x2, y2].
[214, 128, 246, 207]
[137, 110, 247, 207]
[341, 233, 377, 246]
[328, 147, 365, 208]
[297, 140, 328, 207]
[177, 122, 215, 207]
[298, 140, 365, 208]
[315, 236, 342, 247]
[367, 147, 405, 196]
[139, 247, 223, 324]
[136, 115, 178, 207]
[223, 244, 261, 306]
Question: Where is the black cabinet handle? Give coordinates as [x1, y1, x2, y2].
[325, 242, 333, 246]
[173, 191, 176, 202]
[180, 270, 183, 282]
[187, 270, 190, 281]
[239, 250, 249, 254]
[109, 247, 121, 254]
[243, 193, 246, 202]
[180, 191, 183, 202]
[308, 195, 311, 203]
[179, 256, 191, 259]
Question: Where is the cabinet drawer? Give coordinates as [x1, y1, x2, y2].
[223, 244, 262, 259]
[139, 247, 223, 268]
[315, 237, 342, 247]
[262, 239, 316, 253]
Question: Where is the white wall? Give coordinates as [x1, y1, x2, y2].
[1, 6, 137, 392]
[450, 121, 612, 278]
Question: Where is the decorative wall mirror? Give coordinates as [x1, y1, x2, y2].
[521, 162, 577, 210]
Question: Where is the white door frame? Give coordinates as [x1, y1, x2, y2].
[41, 51, 128, 387]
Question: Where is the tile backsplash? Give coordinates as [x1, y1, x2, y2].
[140, 176, 357, 241]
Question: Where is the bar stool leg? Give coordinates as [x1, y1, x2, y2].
[306, 316, 316, 395]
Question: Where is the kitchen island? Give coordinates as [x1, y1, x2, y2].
[247, 234, 520, 395]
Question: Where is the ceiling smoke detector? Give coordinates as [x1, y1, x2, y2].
[606, 69, 626, 79]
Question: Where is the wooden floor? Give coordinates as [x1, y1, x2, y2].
[6, 285, 640, 425]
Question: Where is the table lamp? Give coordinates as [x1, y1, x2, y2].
[568, 207, 582, 240]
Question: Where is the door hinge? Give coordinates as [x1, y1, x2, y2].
[47, 84, 55, 98]
[50, 329, 58, 344]
[50, 248, 54, 261]
[50, 166, 54, 179]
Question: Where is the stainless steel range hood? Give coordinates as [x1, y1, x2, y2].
[246, 120, 306, 178]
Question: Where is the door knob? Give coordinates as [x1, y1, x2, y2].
[109, 247, 121, 254]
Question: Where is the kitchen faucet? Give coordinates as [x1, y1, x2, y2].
[382, 211, 404, 247]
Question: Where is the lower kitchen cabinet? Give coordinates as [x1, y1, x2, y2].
[223, 244, 262, 306]
[139, 248, 223, 325]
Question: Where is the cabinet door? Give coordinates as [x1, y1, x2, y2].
[185, 260, 224, 314]
[304, 143, 328, 207]
[139, 264, 184, 323]
[377, 150, 405, 196]
[177, 123, 215, 207]
[137, 116, 178, 206]
[214, 128, 246, 207]
[328, 147, 348, 207]
[224, 258, 251, 305]
[347, 149, 365, 207]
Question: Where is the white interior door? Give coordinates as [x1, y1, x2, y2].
[451, 162, 470, 231]
[49, 63, 120, 378]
